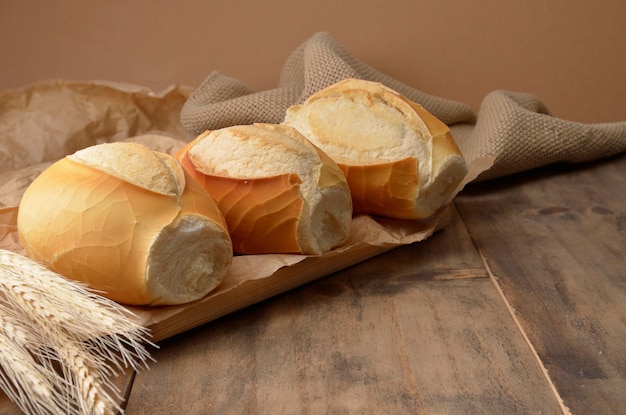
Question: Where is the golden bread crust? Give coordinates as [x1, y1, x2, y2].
[176, 124, 352, 254]
[284, 78, 467, 219]
[18, 142, 232, 305]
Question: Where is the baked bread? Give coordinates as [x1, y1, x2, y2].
[283, 78, 468, 219]
[17, 141, 233, 306]
[175, 123, 352, 255]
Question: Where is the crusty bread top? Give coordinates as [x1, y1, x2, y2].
[68, 141, 182, 196]
[284, 78, 465, 189]
[286, 79, 435, 156]
[284, 79, 434, 184]
[188, 123, 321, 179]
[188, 123, 339, 211]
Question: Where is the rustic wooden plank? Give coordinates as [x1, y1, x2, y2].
[136, 242, 396, 343]
[125, 208, 563, 414]
[454, 154, 626, 414]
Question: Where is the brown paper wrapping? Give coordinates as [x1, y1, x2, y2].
[0, 80, 492, 341]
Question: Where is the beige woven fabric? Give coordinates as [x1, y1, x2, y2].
[181, 31, 626, 181]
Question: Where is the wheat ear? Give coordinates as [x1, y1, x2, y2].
[0, 307, 71, 414]
[0, 249, 157, 415]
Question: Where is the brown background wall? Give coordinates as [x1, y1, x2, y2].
[1, 0, 624, 124]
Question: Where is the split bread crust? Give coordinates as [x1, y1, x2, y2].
[176, 123, 353, 255]
[283, 78, 468, 220]
[17, 141, 233, 306]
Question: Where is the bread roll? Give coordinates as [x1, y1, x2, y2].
[17, 142, 233, 306]
[175, 123, 352, 255]
[283, 78, 468, 220]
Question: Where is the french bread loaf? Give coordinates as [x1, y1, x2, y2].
[175, 123, 352, 255]
[17, 141, 233, 306]
[283, 78, 468, 219]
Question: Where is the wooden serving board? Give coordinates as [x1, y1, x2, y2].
[129, 209, 452, 342]
[134, 243, 393, 342]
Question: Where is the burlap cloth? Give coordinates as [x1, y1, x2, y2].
[181, 31, 626, 181]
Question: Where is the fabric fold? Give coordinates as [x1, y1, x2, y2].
[452, 91, 626, 180]
[180, 31, 626, 181]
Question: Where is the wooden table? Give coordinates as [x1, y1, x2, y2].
[2, 153, 624, 414]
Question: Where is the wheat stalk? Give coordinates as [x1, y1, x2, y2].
[56, 341, 122, 415]
[0, 308, 70, 414]
[0, 249, 157, 415]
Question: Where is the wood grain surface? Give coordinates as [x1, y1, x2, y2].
[455, 153, 626, 414]
[1, 154, 624, 414]
[124, 206, 563, 415]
